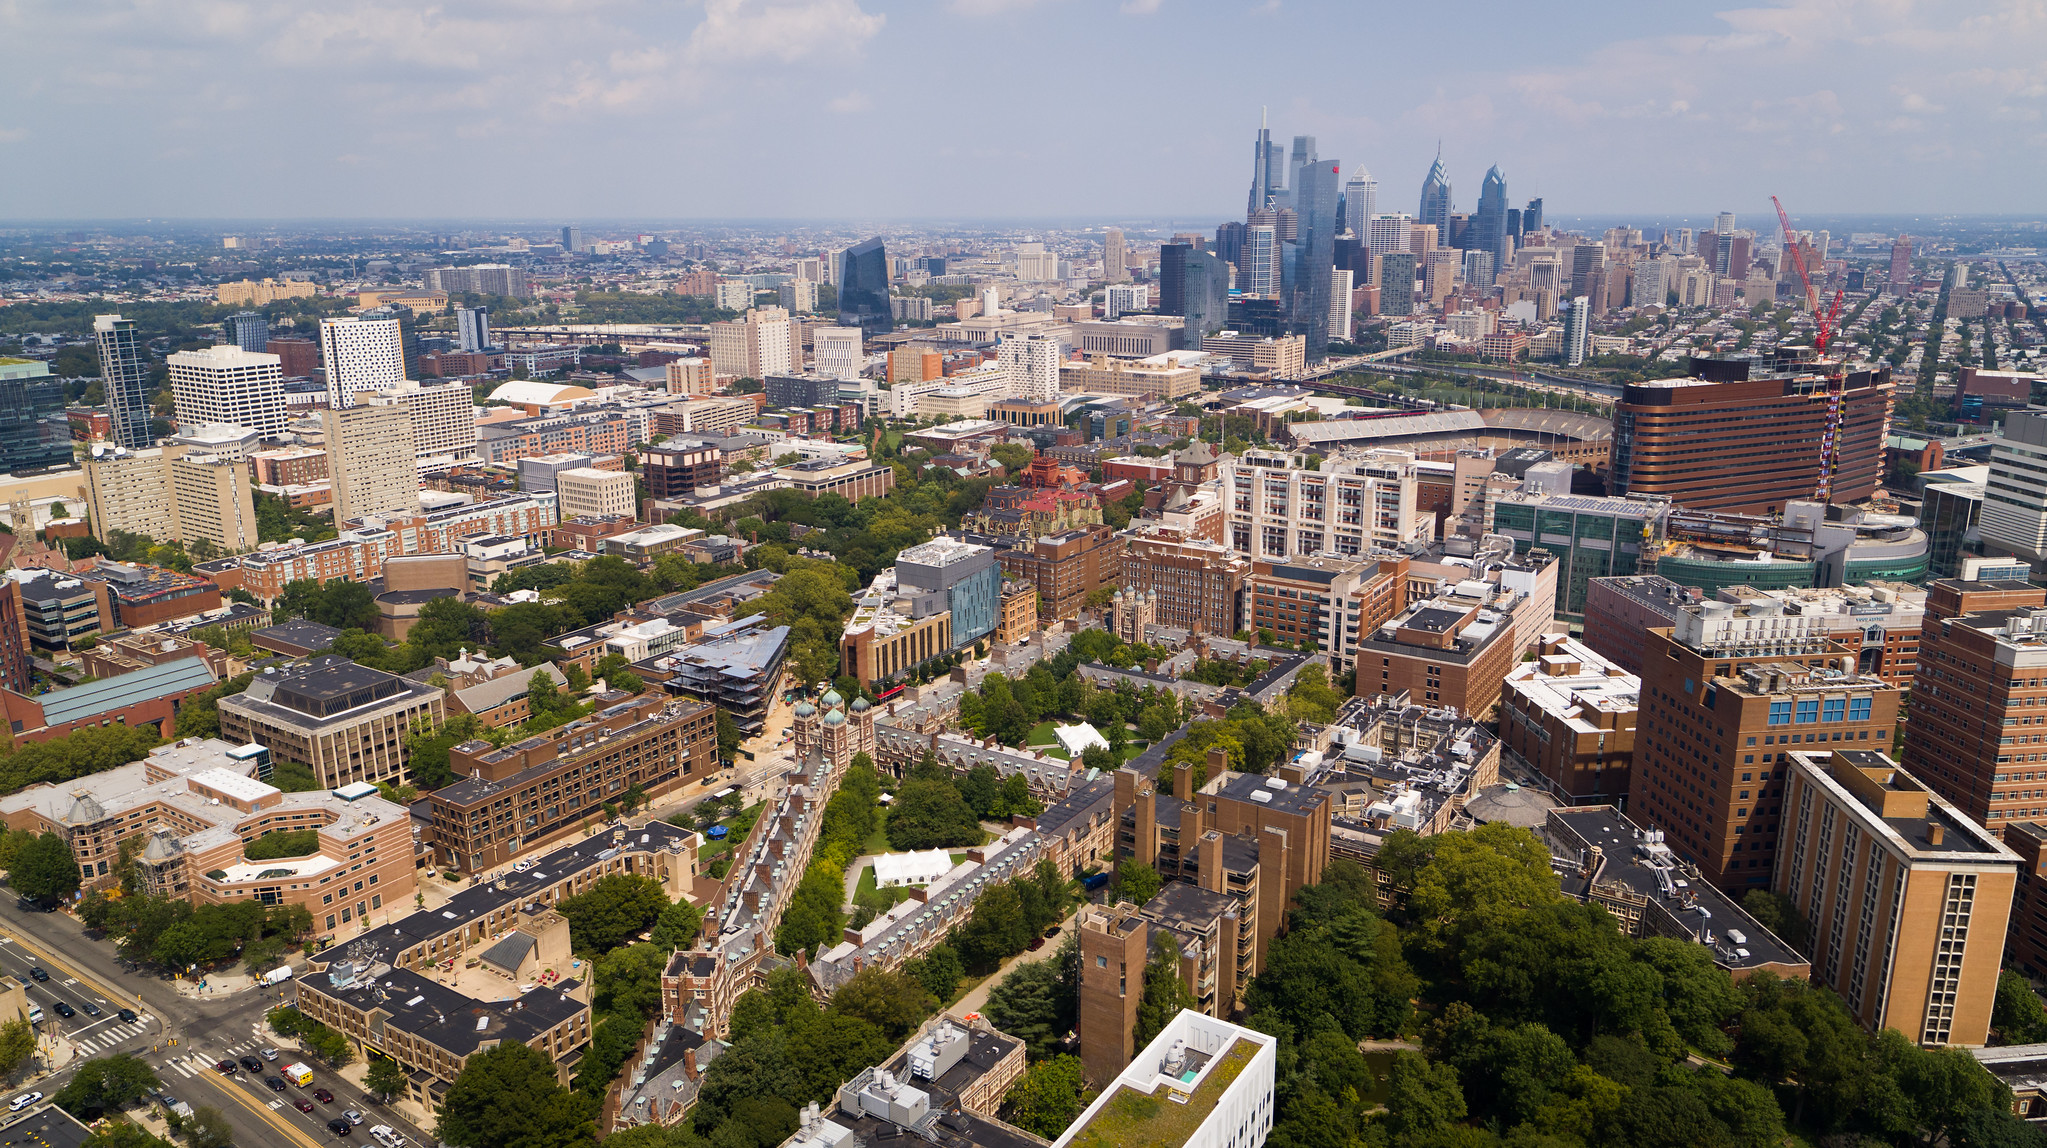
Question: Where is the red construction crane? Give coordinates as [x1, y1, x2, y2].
[1773, 195, 1851, 501]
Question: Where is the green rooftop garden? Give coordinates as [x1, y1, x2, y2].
[1063, 1039, 1254, 1148]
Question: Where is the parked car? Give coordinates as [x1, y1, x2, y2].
[52, 1003, 73, 1019]
[312, 1088, 334, 1104]
[294, 1099, 316, 1114]
[213, 1060, 236, 1075]
[9, 1092, 42, 1112]
[1027, 937, 1046, 951]
[239, 1056, 264, 1073]
[117, 1009, 137, 1023]
[265, 1077, 286, 1092]
[26, 968, 46, 983]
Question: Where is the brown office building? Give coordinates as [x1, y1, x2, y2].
[1904, 579, 2047, 836]
[1117, 531, 1248, 636]
[2002, 820, 2047, 979]
[217, 656, 449, 790]
[1353, 594, 1519, 716]
[992, 524, 1120, 620]
[1632, 602, 1902, 891]
[1610, 351, 1895, 514]
[427, 694, 717, 873]
[642, 441, 724, 500]
[1242, 555, 1407, 677]
[1502, 634, 1639, 803]
[266, 337, 320, 378]
[1776, 750, 2018, 1047]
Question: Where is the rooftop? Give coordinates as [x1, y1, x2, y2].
[321, 964, 583, 1057]
[36, 657, 217, 727]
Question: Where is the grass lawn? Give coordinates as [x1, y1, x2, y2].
[860, 811, 893, 857]
[1025, 720, 1060, 746]
[693, 802, 765, 862]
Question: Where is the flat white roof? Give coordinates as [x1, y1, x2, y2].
[190, 768, 281, 804]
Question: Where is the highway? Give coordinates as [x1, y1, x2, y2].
[0, 901, 434, 1147]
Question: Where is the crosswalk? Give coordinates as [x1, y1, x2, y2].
[65, 1017, 155, 1054]
[159, 1032, 272, 1080]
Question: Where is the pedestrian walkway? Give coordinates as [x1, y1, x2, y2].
[63, 1017, 156, 1054]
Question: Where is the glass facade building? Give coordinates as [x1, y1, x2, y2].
[1493, 494, 1668, 619]
[1289, 158, 1340, 362]
[1472, 166, 1510, 271]
[837, 238, 892, 339]
[0, 359, 73, 476]
[224, 311, 269, 354]
[93, 314, 155, 450]
[896, 538, 1002, 648]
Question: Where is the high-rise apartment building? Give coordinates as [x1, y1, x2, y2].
[1102, 229, 1127, 283]
[364, 380, 477, 466]
[1889, 236, 1914, 291]
[1418, 151, 1452, 235]
[1223, 447, 1428, 560]
[1903, 578, 2047, 834]
[1609, 352, 1895, 515]
[1472, 165, 1510, 270]
[1366, 214, 1413, 257]
[1714, 211, 1737, 235]
[1102, 284, 1149, 320]
[324, 404, 421, 522]
[1378, 252, 1417, 317]
[997, 333, 1061, 404]
[1775, 749, 2018, 1048]
[1632, 600, 1902, 890]
[707, 307, 793, 381]
[779, 277, 820, 314]
[93, 314, 156, 450]
[1562, 296, 1591, 366]
[84, 444, 260, 554]
[1342, 169, 1376, 237]
[561, 225, 583, 251]
[1328, 269, 1353, 342]
[1633, 256, 1673, 308]
[165, 344, 285, 439]
[811, 327, 864, 381]
[456, 306, 491, 353]
[0, 358, 73, 474]
[1978, 409, 2047, 568]
[319, 317, 406, 410]
[838, 238, 891, 338]
[1240, 225, 1278, 296]
[223, 311, 269, 354]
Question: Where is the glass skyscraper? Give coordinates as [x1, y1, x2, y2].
[1289, 158, 1340, 362]
[93, 314, 155, 449]
[1419, 151, 1452, 235]
[1162, 243, 1231, 338]
[837, 238, 891, 339]
[1472, 165, 1510, 273]
[224, 311, 269, 354]
[0, 358, 74, 476]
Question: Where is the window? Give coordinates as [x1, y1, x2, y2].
[1795, 698, 1821, 723]
[1768, 701, 1793, 725]
[1849, 697, 1873, 722]
[1822, 698, 1845, 722]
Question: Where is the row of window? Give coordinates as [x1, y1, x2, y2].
[1765, 696, 1875, 725]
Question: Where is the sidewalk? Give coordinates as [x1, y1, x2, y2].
[950, 909, 1076, 1017]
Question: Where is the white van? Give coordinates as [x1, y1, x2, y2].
[369, 1126, 405, 1147]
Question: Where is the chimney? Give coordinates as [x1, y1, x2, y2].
[1173, 763, 1193, 802]
[1206, 746, 1228, 779]
[1928, 823, 1946, 848]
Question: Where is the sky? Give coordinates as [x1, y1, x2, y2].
[1, 0, 2043, 225]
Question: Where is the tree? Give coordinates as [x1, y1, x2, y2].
[82, 1121, 177, 1148]
[983, 955, 1073, 1059]
[1002, 1055, 1090, 1139]
[556, 874, 669, 954]
[829, 968, 931, 1041]
[0, 1017, 32, 1077]
[886, 779, 982, 850]
[1384, 1051, 1467, 1141]
[438, 1041, 598, 1148]
[55, 1054, 159, 1118]
[12, 831, 81, 902]
[181, 1106, 235, 1148]
[365, 1056, 408, 1103]
[649, 899, 704, 951]
[1114, 859, 1162, 907]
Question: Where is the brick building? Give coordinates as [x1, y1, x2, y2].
[218, 657, 448, 789]
[1352, 593, 1519, 716]
[1905, 578, 2047, 836]
[990, 525, 1120, 621]
[1502, 634, 1639, 803]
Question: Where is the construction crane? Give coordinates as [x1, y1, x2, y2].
[1773, 195, 1851, 502]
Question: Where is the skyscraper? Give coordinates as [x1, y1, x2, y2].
[1103, 229, 1127, 283]
[1240, 225, 1278, 296]
[166, 344, 285, 438]
[1287, 135, 1317, 199]
[1714, 211, 1737, 235]
[1342, 169, 1377, 237]
[1329, 269, 1353, 343]
[1890, 236, 1914, 291]
[224, 311, 269, 354]
[319, 317, 406, 410]
[1214, 222, 1245, 274]
[460, 306, 491, 351]
[1418, 148, 1452, 235]
[1366, 214, 1413, 257]
[0, 358, 74, 475]
[1563, 296, 1590, 366]
[324, 403, 421, 523]
[561, 225, 583, 252]
[93, 314, 155, 450]
[1288, 158, 1341, 362]
[1162, 243, 1231, 338]
[1472, 165, 1510, 270]
[1247, 110, 1286, 215]
[1523, 198, 1544, 233]
[1379, 253, 1417, 317]
[837, 238, 892, 339]
[997, 333, 1061, 404]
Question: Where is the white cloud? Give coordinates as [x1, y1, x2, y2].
[1121, 0, 1163, 14]
[829, 91, 873, 114]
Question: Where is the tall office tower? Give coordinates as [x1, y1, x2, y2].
[1980, 410, 2047, 568]
[1214, 222, 1246, 272]
[456, 306, 491, 353]
[323, 403, 421, 523]
[366, 379, 478, 465]
[1715, 211, 1737, 235]
[837, 238, 891, 338]
[1523, 197, 1543, 233]
[1904, 578, 2047, 835]
[1379, 252, 1417, 317]
[1472, 165, 1510, 269]
[1632, 603, 1902, 890]
[1342, 169, 1376, 236]
[1774, 750, 2016, 1048]
[1366, 214, 1413, 257]
[319, 316, 405, 410]
[0, 358, 73, 474]
[93, 314, 156, 450]
[561, 225, 583, 252]
[1161, 245, 1230, 337]
[812, 327, 864, 381]
[1159, 243, 1191, 316]
[997, 333, 1060, 404]
[1562, 296, 1590, 366]
[1288, 158, 1340, 361]
[1328, 269, 1354, 343]
[1241, 225, 1279, 296]
[165, 345, 285, 438]
[1460, 250, 1494, 288]
[1890, 236, 1914, 291]
[223, 311, 269, 354]
[1103, 229, 1127, 283]
[1610, 354, 1895, 514]
[1632, 256, 1673, 308]
[1418, 149, 1452, 235]
[1287, 135, 1317, 200]
[1409, 223, 1438, 256]
[1246, 111, 1285, 215]
[1568, 242, 1606, 294]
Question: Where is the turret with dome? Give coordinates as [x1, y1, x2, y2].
[791, 683, 875, 772]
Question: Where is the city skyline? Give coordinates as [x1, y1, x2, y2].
[3, 0, 2042, 221]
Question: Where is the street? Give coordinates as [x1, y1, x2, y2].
[0, 900, 435, 1147]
